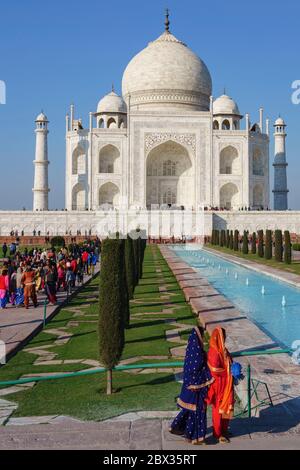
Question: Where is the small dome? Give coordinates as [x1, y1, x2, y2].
[97, 91, 127, 114]
[213, 94, 240, 115]
[122, 30, 212, 111]
[275, 116, 285, 126]
[35, 112, 48, 122]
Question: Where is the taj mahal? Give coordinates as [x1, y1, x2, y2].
[1, 13, 297, 238]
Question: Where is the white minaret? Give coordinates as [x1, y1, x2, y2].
[33, 112, 50, 210]
[273, 116, 288, 210]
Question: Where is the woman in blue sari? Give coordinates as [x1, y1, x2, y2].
[169, 326, 213, 445]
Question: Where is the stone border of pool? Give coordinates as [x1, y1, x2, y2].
[159, 245, 300, 426]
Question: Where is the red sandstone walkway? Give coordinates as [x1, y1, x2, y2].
[0, 268, 99, 362]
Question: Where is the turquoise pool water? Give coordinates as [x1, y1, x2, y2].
[171, 246, 300, 349]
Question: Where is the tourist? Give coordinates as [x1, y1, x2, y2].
[70, 257, 77, 287]
[81, 249, 89, 274]
[65, 267, 75, 295]
[76, 258, 84, 285]
[169, 326, 213, 445]
[9, 267, 17, 305]
[2, 242, 8, 258]
[0, 268, 9, 308]
[57, 262, 66, 291]
[45, 265, 57, 305]
[21, 264, 38, 309]
[206, 327, 234, 443]
[91, 251, 98, 275]
[15, 267, 24, 306]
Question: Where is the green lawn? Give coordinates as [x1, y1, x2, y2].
[206, 244, 300, 276]
[0, 245, 199, 421]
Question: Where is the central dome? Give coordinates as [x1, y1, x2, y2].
[122, 30, 212, 111]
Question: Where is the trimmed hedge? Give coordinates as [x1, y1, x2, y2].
[233, 230, 239, 251]
[251, 232, 256, 255]
[220, 230, 225, 247]
[226, 230, 230, 248]
[284, 231, 292, 264]
[274, 230, 283, 262]
[242, 231, 248, 255]
[265, 230, 272, 260]
[258, 230, 264, 258]
[229, 230, 234, 250]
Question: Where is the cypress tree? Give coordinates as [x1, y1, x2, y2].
[125, 236, 135, 300]
[258, 230, 264, 258]
[242, 231, 249, 254]
[98, 238, 125, 395]
[251, 232, 257, 255]
[211, 230, 215, 245]
[274, 230, 283, 262]
[220, 230, 225, 247]
[284, 231, 292, 264]
[229, 230, 234, 250]
[226, 230, 230, 248]
[233, 230, 239, 251]
[132, 231, 140, 286]
[265, 230, 272, 260]
[139, 230, 147, 279]
[216, 230, 220, 246]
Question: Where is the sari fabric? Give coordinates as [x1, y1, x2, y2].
[0, 274, 9, 308]
[206, 327, 234, 422]
[170, 327, 213, 442]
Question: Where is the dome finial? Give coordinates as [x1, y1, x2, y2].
[112, 83, 115, 92]
[223, 87, 226, 95]
[165, 8, 170, 32]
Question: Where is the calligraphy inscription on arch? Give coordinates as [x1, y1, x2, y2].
[145, 133, 196, 155]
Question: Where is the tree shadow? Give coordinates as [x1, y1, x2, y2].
[119, 374, 175, 390]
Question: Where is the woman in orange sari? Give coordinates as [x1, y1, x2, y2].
[206, 327, 234, 443]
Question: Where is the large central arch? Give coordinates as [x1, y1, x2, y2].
[146, 140, 193, 208]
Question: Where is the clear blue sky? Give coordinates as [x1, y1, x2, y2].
[0, 0, 299, 209]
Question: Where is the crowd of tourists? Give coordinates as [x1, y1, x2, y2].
[0, 240, 100, 310]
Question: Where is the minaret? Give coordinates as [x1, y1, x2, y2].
[273, 116, 288, 210]
[33, 112, 50, 210]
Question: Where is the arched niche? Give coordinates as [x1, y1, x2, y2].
[220, 182, 239, 210]
[99, 144, 120, 174]
[146, 140, 193, 209]
[220, 145, 240, 175]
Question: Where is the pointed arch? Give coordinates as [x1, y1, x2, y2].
[72, 182, 86, 210]
[146, 140, 193, 208]
[253, 148, 264, 176]
[98, 182, 120, 207]
[253, 183, 264, 208]
[222, 119, 230, 130]
[72, 145, 86, 175]
[220, 182, 239, 210]
[220, 145, 240, 175]
[99, 144, 120, 173]
[107, 117, 117, 129]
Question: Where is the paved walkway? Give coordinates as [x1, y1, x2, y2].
[0, 414, 299, 449]
[0, 267, 99, 362]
